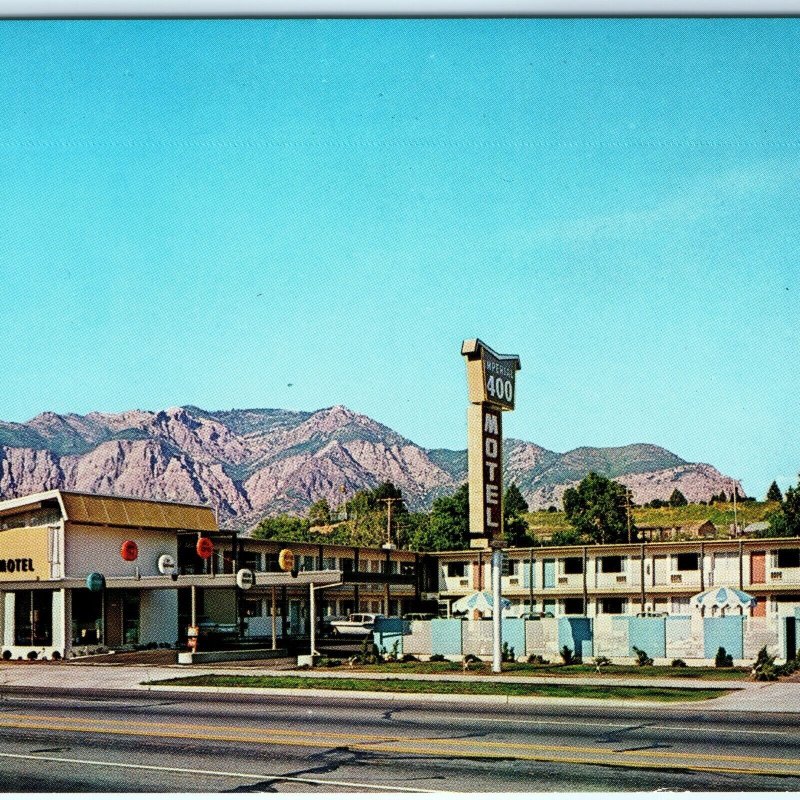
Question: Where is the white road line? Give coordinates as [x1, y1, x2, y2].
[422, 714, 797, 738]
[0, 751, 442, 793]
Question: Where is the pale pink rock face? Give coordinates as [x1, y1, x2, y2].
[0, 406, 743, 527]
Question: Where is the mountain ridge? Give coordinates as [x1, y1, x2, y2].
[0, 405, 744, 527]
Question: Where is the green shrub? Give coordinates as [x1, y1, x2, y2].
[501, 642, 516, 662]
[715, 647, 734, 668]
[560, 645, 574, 665]
[400, 653, 419, 662]
[527, 654, 549, 665]
[593, 655, 611, 667]
[429, 653, 446, 662]
[463, 653, 481, 664]
[632, 646, 653, 666]
[671, 658, 687, 667]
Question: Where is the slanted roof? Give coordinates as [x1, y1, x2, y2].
[0, 490, 217, 532]
[60, 491, 218, 532]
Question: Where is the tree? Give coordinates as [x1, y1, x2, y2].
[503, 483, 531, 547]
[767, 481, 784, 503]
[669, 489, 688, 507]
[408, 484, 469, 552]
[504, 483, 529, 517]
[562, 472, 635, 545]
[251, 514, 311, 541]
[769, 475, 800, 538]
[308, 498, 332, 527]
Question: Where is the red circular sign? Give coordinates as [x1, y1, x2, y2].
[120, 540, 139, 562]
[196, 537, 214, 560]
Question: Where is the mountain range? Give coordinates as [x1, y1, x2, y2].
[0, 405, 744, 528]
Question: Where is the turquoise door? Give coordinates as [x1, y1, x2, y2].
[523, 560, 535, 589]
[543, 559, 556, 588]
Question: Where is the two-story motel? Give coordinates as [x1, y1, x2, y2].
[2, 489, 799, 661]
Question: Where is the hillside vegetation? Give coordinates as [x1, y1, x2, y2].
[524, 501, 780, 542]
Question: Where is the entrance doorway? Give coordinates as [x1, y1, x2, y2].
[13, 590, 53, 647]
[786, 618, 797, 662]
[289, 599, 302, 635]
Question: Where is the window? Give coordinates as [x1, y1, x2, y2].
[265, 554, 279, 572]
[447, 562, 467, 578]
[242, 597, 263, 618]
[777, 549, 800, 569]
[600, 597, 626, 614]
[301, 555, 316, 571]
[562, 598, 585, 615]
[240, 551, 260, 571]
[600, 556, 624, 573]
[502, 558, 520, 576]
[671, 597, 690, 615]
[322, 556, 337, 570]
[675, 553, 700, 571]
[563, 557, 583, 575]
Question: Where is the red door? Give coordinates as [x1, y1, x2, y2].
[751, 552, 766, 584]
[752, 597, 767, 617]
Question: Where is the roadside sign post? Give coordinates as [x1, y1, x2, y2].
[462, 339, 521, 674]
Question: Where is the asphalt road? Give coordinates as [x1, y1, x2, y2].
[1, 689, 800, 792]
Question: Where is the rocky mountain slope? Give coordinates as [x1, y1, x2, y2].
[0, 405, 744, 527]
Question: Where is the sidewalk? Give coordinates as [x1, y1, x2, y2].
[2, 659, 798, 711]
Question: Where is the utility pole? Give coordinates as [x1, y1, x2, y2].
[625, 488, 633, 544]
[732, 481, 739, 537]
[379, 497, 399, 549]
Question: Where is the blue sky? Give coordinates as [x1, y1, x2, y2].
[1, 19, 797, 497]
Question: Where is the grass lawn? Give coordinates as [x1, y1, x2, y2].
[147, 674, 727, 702]
[334, 661, 751, 680]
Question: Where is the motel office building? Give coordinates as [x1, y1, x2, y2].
[0, 490, 430, 659]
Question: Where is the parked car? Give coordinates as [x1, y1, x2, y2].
[636, 611, 668, 618]
[509, 612, 554, 620]
[329, 613, 385, 637]
[402, 612, 434, 621]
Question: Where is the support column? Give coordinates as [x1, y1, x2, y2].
[492, 548, 503, 673]
[270, 587, 277, 650]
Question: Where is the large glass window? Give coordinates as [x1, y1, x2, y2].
[14, 590, 53, 647]
[447, 562, 467, 578]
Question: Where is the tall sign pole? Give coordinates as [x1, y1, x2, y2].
[461, 339, 521, 674]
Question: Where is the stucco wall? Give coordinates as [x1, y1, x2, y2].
[64, 524, 178, 578]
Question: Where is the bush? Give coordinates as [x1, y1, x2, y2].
[752, 646, 778, 680]
[27, 651, 38, 660]
[632, 646, 653, 666]
[317, 656, 342, 668]
[51, 651, 61, 661]
[1, 650, 11, 661]
[429, 653, 446, 662]
[351, 637, 380, 665]
[671, 658, 687, 668]
[463, 653, 481, 664]
[527, 654, 550, 665]
[593, 655, 612, 667]
[715, 647, 734, 668]
[560, 645, 574, 665]
[400, 653, 419, 662]
[501, 642, 516, 663]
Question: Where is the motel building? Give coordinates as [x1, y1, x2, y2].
[435, 537, 800, 662]
[0, 490, 433, 660]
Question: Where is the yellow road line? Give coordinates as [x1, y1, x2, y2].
[2, 715, 800, 775]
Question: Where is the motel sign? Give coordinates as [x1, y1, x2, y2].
[461, 339, 521, 548]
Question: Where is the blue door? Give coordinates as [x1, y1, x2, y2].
[543, 559, 556, 588]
